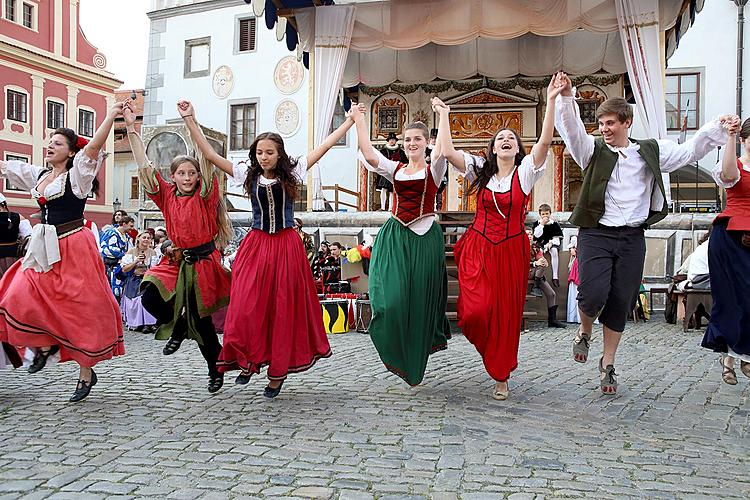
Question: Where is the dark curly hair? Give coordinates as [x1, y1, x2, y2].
[469, 128, 526, 194]
[243, 132, 300, 198]
[52, 127, 100, 196]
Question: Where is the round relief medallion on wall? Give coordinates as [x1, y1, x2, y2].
[275, 99, 300, 137]
[273, 56, 305, 94]
[212, 65, 235, 99]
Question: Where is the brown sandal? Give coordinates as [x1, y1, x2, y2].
[573, 330, 591, 363]
[599, 357, 617, 395]
[721, 357, 738, 385]
[740, 360, 750, 379]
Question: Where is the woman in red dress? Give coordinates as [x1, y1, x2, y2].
[0, 103, 126, 401]
[185, 100, 355, 397]
[431, 73, 563, 400]
[125, 102, 232, 393]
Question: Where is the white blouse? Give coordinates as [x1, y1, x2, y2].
[230, 156, 309, 186]
[1, 149, 106, 200]
[712, 160, 749, 189]
[121, 252, 161, 268]
[358, 148, 448, 235]
[459, 151, 547, 194]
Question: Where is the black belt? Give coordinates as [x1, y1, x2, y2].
[180, 240, 216, 265]
[54, 218, 85, 236]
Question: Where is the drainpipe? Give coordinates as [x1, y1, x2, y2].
[735, 0, 749, 154]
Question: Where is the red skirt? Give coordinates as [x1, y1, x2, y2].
[218, 228, 331, 380]
[455, 229, 529, 382]
[0, 229, 124, 367]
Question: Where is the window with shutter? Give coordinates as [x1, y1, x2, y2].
[238, 17, 256, 52]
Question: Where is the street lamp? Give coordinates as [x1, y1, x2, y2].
[113, 197, 121, 213]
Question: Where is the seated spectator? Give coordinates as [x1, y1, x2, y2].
[120, 231, 160, 333]
[100, 216, 135, 301]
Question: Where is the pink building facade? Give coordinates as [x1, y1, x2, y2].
[1, 0, 122, 227]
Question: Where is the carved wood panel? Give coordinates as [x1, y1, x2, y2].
[449, 111, 522, 140]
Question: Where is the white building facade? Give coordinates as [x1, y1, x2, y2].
[144, 0, 359, 211]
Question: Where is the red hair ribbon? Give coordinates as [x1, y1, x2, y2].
[76, 136, 89, 150]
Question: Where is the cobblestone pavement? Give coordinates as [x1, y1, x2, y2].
[1, 319, 749, 499]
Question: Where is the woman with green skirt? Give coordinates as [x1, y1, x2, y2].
[350, 104, 451, 385]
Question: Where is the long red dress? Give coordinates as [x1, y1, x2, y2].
[217, 158, 331, 380]
[142, 173, 231, 340]
[454, 163, 531, 382]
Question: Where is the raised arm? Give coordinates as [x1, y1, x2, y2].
[83, 102, 123, 161]
[530, 73, 564, 167]
[305, 107, 358, 169]
[657, 114, 734, 174]
[176, 100, 233, 176]
[349, 103, 380, 168]
[124, 101, 158, 194]
[713, 118, 742, 187]
[431, 97, 466, 172]
[554, 72, 595, 169]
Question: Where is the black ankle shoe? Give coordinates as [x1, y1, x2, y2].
[28, 345, 59, 374]
[263, 379, 284, 398]
[162, 337, 184, 356]
[235, 373, 252, 385]
[208, 373, 224, 393]
[69, 370, 97, 402]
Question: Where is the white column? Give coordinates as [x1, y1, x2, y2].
[54, 0, 63, 56]
[31, 75, 46, 166]
[69, 0, 79, 62]
[66, 85, 79, 132]
[104, 95, 115, 207]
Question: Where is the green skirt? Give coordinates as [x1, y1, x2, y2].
[368, 218, 451, 385]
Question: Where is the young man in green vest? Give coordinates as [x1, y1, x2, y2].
[553, 72, 737, 395]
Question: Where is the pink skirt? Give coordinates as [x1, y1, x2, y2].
[0, 229, 124, 367]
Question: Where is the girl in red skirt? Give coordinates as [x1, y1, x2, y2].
[125, 101, 233, 393]
[0, 103, 126, 401]
[186, 100, 356, 397]
[431, 72, 564, 400]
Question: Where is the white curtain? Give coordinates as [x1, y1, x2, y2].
[301, 5, 355, 211]
[343, 31, 626, 87]
[616, 0, 671, 202]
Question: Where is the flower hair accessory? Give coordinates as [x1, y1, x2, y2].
[76, 136, 89, 150]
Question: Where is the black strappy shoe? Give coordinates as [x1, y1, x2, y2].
[235, 372, 252, 385]
[263, 379, 284, 398]
[162, 337, 184, 356]
[208, 373, 224, 393]
[28, 345, 59, 374]
[69, 370, 97, 402]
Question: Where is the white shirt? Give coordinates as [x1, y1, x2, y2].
[1, 150, 105, 200]
[229, 156, 308, 186]
[555, 94, 727, 227]
[688, 239, 710, 281]
[712, 160, 750, 189]
[358, 148, 448, 235]
[459, 151, 546, 194]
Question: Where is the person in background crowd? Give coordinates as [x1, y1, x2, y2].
[428, 128, 449, 210]
[532, 203, 564, 287]
[294, 217, 316, 266]
[312, 241, 334, 280]
[100, 215, 135, 301]
[375, 132, 407, 211]
[120, 230, 160, 334]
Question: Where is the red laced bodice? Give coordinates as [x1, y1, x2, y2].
[715, 159, 750, 231]
[469, 168, 528, 244]
[391, 163, 438, 225]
